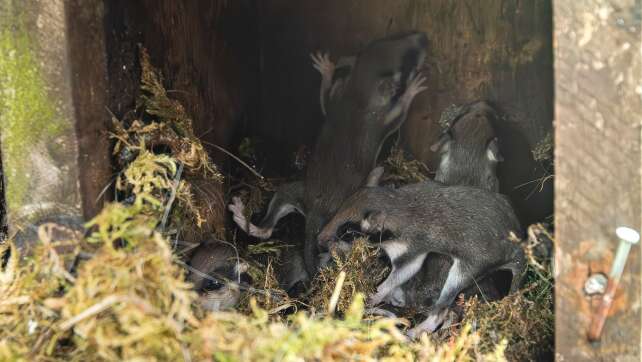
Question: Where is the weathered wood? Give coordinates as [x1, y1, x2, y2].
[0, 0, 96, 241]
[103, 0, 259, 242]
[65, 0, 112, 220]
[554, 0, 641, 360]
[258, 0, 553, 226]
[104, 0, 259, 165]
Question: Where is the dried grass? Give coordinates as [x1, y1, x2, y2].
[0, 207, 507, 361]
[110, 47, 225, 242]
[532, 133, 553, 162]
[382, 146, 431, 184]
[307, 238, 389, 314]
[460, 224, 554, 360]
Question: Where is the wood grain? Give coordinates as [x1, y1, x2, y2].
[554, 0, 641, 359]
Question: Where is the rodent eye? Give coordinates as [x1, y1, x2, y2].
[202, 279, 224, 292]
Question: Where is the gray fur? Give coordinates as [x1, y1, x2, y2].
[318, 181, 526, 334]
[187, 240, 248, 312]
[402, 101, 506, 318]
[228, 181, 305, 239]
[432, 101, 503, 193]
[275, 245, 309, 294]
[230, 32, 428, 279]
[303, 32, 428, 275]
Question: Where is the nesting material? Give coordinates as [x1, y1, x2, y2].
[531, 133, 553, 162]
[460, 224, 554, 360]
[307, 238, 389, 314]
[237, 246, 293, 315]
[0, 47, 553, 361]
[111, 47, 225, 242]
[0, 206, 507, 361]
[382, 146, 431, 185]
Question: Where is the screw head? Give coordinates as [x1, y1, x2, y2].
[616, 226, 640, 244]
[584, 273, 608, 295]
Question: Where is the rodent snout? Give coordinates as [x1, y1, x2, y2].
[317, 229, 339, 248]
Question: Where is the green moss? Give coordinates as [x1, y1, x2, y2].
[0, 29, 67, 211]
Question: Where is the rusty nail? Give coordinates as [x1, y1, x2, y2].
[587, 226, 640, 342]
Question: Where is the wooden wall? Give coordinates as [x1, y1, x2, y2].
[104, 0, 259, 167]
[101, 0, 260, 234]
[554, 0, 641, 359]
[100, 0, 554, 227]
[256, 0, 554, 227]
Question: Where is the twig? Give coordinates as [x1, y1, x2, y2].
[104, 106, 119, 122]
[59, 295, 123, 331]
[202, 141, 264, 180]
[160, 162, 184, 232]
[181, 344, 192, 362]
[328, 271, 347, 316]
[95, 172, 121, 204]
[470, 276, 489, 305]
[175, 259, 286, 301]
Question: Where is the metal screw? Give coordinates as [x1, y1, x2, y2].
[584, 273, 607, 295]
[587, 226, 640, 341]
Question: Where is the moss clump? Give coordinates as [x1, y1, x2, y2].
[460, 225, 554, 360]
[307, 238, 389, 314]
[382, 146, 431, 185]
[189, 296, 506, 361]
[0, 200, 507, 361]
[532, 132, 553, 162]
[0, 223, 81, 359]
[111, 48, 226, 242]
[59, 207, 199, 360]
[0, 29, 67, 210]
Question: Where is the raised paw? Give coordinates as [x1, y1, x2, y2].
[228, 196, 245, 216]
[228, 197, 250, 232]
[406, 72, 428, 97]
[406, 308, 449, 339]
[310, 51, 335, 78]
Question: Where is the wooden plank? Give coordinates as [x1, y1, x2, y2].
[554, 0, 641, 359]
[65, 0, 112, 220]
[102, 0, 259, 242]
[0, 0, 86, 244]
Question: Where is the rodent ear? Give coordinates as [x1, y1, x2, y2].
[365, 210, 387, 226]
[430, 132, 452, 153]
[486, 137, 504, 162]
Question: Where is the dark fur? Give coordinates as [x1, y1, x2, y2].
[407, 101, 505, 308]
[432, 101, 502, 192]
[258, 181, 305, 232]
[303, 32, 428, 274]
[318, 181, 525, 323]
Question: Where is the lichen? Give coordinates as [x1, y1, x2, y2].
[0, 29, 67, 212]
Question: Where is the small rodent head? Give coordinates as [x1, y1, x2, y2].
[197, 278, 241, 312]
[432, 101, 503, 192]
[187, 241, 249, 312]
